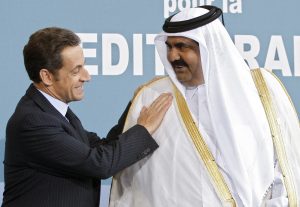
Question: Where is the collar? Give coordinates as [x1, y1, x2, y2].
[185, 84, 206, 99]
[38, 89, 69, 117]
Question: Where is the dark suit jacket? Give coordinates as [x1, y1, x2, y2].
[2, 84, 158, 207]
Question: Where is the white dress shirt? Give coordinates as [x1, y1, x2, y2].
[38, 89, 68, 117]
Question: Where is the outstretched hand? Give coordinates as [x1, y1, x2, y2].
[137, 93, 173, 135]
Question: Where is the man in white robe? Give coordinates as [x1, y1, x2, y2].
[109, 5, 300, 207]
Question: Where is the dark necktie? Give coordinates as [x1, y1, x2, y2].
[65, 107, 78, 130]
[65, 107, 88, 144]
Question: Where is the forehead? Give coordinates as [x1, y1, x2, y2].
[61, 46, 84, 64]
[166, 36, 197, 45]
[61, 45, 83, 59]
[56, 46, 84, 74]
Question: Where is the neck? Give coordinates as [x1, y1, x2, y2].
[184, 81, 205, 89]
[186, 85, 198, 90]
[34, 82, 65, 103]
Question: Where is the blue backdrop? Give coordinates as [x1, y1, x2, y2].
[0, 0, 299, 206]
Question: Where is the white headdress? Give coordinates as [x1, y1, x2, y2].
[155, 7, 275, 206]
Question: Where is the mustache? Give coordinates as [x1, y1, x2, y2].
[171, 59, 188, 68]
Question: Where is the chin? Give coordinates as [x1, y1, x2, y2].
[177, 77, 187, 83]
[71, 95, 84, 102]
[76, 96, 84, 101]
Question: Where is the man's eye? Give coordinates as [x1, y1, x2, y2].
[72, 68, 80, 75]
[180, 44, 189, 49]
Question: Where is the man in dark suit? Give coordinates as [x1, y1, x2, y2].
[2, 27, 172, 207]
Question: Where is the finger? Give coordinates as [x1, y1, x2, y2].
[150, 93, 172, 109]
[150, 93, 172, 112]
[140, 106, 147, 114]
[156, 95, 173, 113]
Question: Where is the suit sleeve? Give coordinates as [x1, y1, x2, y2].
[88, 101, 132, 147]
[19, 112, 158, 180]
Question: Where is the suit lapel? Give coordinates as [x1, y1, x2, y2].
[26, 84, 90, 145]
[66, 108, 89, 144]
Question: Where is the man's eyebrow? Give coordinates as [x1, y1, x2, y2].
[71, 64, 83, 71]
[165, 41, 186, 47]
[175, 42, 186, 47]
[165, 40, 198, 48]
[71, 59, 86, 71]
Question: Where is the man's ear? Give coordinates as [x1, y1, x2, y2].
[39, 69, 54, 86]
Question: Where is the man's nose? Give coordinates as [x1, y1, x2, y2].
[81, 67, 91, 82]
[167, 49, 180, 62]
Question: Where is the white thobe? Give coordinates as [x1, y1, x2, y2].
[185, 85, 288, 206]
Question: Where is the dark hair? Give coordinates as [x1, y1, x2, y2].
[23, 27, 81, 83]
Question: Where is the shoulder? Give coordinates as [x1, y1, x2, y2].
[250, 68, 298, 118]
[7, 99, 64, 133]
[250, 67, 281, 83]
[250, 68, 291, 94]
[7, 111, 63, 134]
[133, 76, 172, 99]
[143, 76, 172, 89]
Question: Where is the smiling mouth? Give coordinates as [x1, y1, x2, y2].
[75, 85, 83, 90]
[173, 65, 186, 72]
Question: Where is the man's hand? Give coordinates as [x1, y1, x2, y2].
[137, 93, 173, 135]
